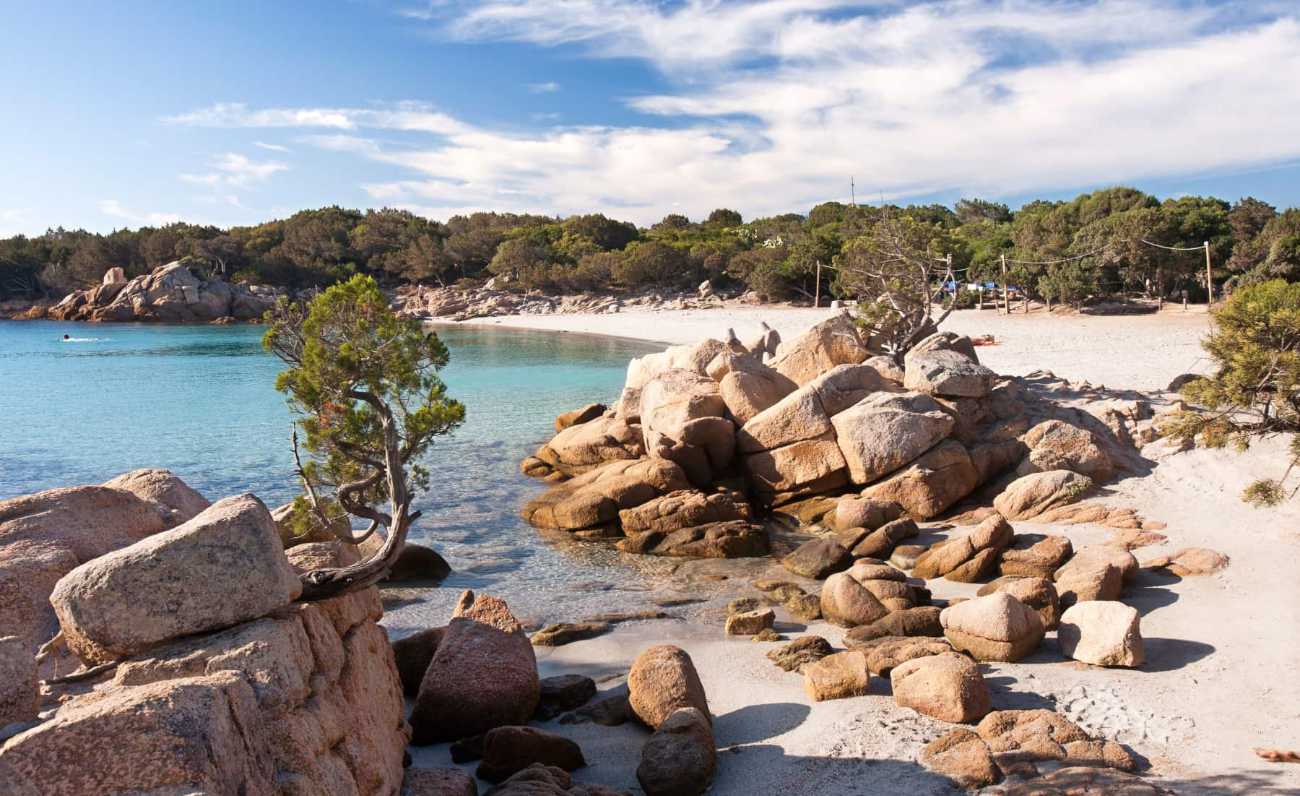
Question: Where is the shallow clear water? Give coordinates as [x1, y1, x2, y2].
[0, 319, 686, 632]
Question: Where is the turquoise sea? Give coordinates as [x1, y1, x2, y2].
[0, 320, 679, 628]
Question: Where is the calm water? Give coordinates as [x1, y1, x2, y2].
[0, 319, 684, 631]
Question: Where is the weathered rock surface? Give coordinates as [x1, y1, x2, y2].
[782, 537, 852, 579]
[977, 709, 1136, 772]
[843, 606, 944, 643]
[725, 608, 775, 636]
[401, 766, 478, 796]
[618, 489, 749, 534]
[838, 516, 920, 560]
[919, 728, 1000, 788]
[832, 392, 955, 484]
[555, 403, 607, 432]
[487, 763, 624, 795]
[641, 369, 733, 486]
[820, 571, 889, 627]
[803, 649, 872, 701]
[977, 576, 1061, 630]
[1058, 601, 1145, 667]
[0, 636, 37, 729]
[904, 334, 996, 398]
[848, 635, 953, 675]
[411, 592, 539, 744]
[1144, 547, 1229, 576]
[999, 534, 1074, 579]
[617, 519, 768, 558]
[1054, 545, 1138, 606]
[50, 494, 302, 663]
[637, 707, 715, 796]
[891, 652, 991, 723]
[766, 635, 833, 672]
[523, 458, 688, 531]
[101, 468, 211, 526]
[940, 592, 1044, 662]
[993, 471, 1094, 520]
[1017, 420, 1115, 482]
[628, 645, 709, 729]
[532, 415, 646, 477]
[829, 495, 903, 532]
[768, 313, 871, 385]
[536, 675, 597, 720]
[912, 513, 1013, 582]
[742, 432, 849, 500]
[862, 440, 979, 519]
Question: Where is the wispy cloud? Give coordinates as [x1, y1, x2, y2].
[169, 1, 1300, 223]
[254, 141, 291, 153]
[180, 152, 288, 189]
[527, 81, 560, 93]
[98, 200, 184, 226]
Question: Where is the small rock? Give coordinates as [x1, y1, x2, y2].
[531, 622, 611, 647]
[752, 628, 782, 642]
[628, 645, 709, 729]
[400, 766, 477, 796]
[781, 537, 852, 579]
[476, 726, 586, 783]
[726, 597, 762, 615]
[560, 687, 633, 727]
[919, 728, 1000, 788]
[536, 674, 597, 721]
[725, 608, 775, 636]
[1144, 547, 1229, 576]
[767, 635, 833, 672]
[889, 543, 928, 570]
[1058, 601, 1145, 667]
[848, 635, 953, 675]
[891, 652, 991, 723]
[843, 606, 944, 643]
[803, 650, 871, 701]
[940, 592, 1044, 662]
[385, 543, 452, 583]
[637, 707, 716, 796]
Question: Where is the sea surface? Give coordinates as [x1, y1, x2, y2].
[0, 319, 691, 632]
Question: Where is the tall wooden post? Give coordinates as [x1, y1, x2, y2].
[1203, 241, 1214, 305]
[1000, 253, 1008, 314]
[814, 261, 822, 308]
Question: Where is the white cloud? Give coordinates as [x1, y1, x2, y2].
[254, 141, 291, 152]
[168, 1, 1300, 223]
[180, 152, 288, 189]
[527, 81, 560, 93]
[98, 200, 184, 226]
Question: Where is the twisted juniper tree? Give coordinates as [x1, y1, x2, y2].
[264, 274, 464, 599]
[835, 210, 959, 361]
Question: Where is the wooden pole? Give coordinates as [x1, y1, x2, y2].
[814, 261, 822, 308]
[1203, 241, 1214, 305]
[1000, 253, 1008, 315]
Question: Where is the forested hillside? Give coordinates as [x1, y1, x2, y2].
[2, 187, 1297, 305]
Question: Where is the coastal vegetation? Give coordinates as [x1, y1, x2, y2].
[264, 274, 465, 598]
[1165, 279, 1300, 505]
[4, 187, 1299, 307]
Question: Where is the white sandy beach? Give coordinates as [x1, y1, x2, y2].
[413, 304, 1300, 795]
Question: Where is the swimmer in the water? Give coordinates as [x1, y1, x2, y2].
[63, 334, 70, 340]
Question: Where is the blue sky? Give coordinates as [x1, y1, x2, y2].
[3, 0, 1300, 235]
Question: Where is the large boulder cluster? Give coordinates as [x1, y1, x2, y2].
[44, 261, 280, 323]
[0, 481, 408, 795]
[521, 315, 1135, 564]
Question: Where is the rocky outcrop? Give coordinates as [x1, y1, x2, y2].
[0, 636, 36, 729]
[619, 489, 749, 534]
[912, 513, 1013, 582]
[46, 261, 279, 323]
[861, 440, 980, 519]
[522, 458, 688, 532]
[50, 494, 303, 663]
[1016, 419, 1114, 482]
[904, 333, 996, 398]
[2, 539, 406, 796]
[768, 313, 872, 385]
[992, 470, 1094, 520]
[530, 414, 645, 477]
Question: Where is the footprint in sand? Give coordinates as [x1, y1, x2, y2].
[1059, 684, 1196, 746]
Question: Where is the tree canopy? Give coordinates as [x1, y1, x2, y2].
[4, 188, 1297, 306]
